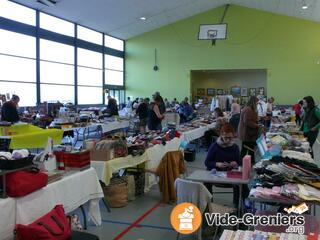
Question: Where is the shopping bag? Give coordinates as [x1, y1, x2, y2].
[15, 205, 71, 240]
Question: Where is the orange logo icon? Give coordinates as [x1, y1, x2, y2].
[170, 203, 202, 235]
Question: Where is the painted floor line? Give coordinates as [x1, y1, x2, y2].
[101, 219, 174, 231]
[113, 202, 162, 240]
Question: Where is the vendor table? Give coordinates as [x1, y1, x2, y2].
[0, 198, 15, 240]
[180, 122, 216, 142]
[91, 137, 181, 191]
[186, 169, 250, 218]
[0, 124, 63, 149]
[15, 167, 103, 227]
[254, 210, 319, 234]
[96, 120, 129, 134]
[248, 196, 318, 216]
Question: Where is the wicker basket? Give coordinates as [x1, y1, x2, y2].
[102, 177, 128, 208]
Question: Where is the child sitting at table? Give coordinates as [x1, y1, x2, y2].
[204, 123, 243, 206]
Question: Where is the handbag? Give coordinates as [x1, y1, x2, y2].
[15, 205, 71, 240]
[5, 169, 48, 197]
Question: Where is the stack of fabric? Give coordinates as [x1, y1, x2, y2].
[250, 150, 320, 203]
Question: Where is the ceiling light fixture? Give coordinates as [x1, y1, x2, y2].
[302, 0, 308, 9]
[140, 17, 147, 21]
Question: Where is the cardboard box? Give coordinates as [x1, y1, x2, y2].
[90, 148, 114, 161]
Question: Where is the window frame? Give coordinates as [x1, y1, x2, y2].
[0, 2, 125, 106]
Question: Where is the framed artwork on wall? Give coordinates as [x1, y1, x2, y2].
[197, 88, 205, 96]
[249, 88, 256, 96]
[207, 88, 215, 96]
[241, 88, 248, 97]
[230, 86, 241, 95]
[241, 96, 249, 105]
[258, 87, 265, 96]
[217, 89, 224, 95]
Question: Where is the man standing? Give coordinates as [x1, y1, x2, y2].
[1, 95, 20, 123]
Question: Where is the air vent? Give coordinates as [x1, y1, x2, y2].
[37, 0, 60, 7]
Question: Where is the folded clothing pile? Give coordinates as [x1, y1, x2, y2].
[252, 154, 320, 202]
[250, 183, 320, 203]
[0, 149, 29, 160]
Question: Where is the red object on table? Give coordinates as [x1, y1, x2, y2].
[227, 170, 242, 179]
[54, 150, 90, 169]
[6, 170, 48, 197]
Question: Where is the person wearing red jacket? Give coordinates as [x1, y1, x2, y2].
[293, 100, 303, 126]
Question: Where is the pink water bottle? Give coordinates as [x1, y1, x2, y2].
[242, 155, 251, 180]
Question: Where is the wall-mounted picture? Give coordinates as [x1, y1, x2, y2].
[241, 87, 248, 97]
[258, 87, 265, 96]
[207, 88, 215, 96]
[230, 86, 241, 95]
[249, 88, 256, 96]
[241, 96, 249, 105]
[224, 89, 230, 95]
[197, 88, 205, 96]
[217, 89, 224, 95]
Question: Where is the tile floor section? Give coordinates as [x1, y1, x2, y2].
[75, 137, 320, 240]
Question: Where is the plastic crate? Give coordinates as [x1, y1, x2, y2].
[0, 155, 34, 170]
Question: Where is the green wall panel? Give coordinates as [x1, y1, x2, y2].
[125, 5, 320, 104]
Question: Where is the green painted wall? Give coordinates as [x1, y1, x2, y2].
[125, 5, 320, 105]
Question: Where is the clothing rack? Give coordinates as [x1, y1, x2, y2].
[210, 95, 234, 111]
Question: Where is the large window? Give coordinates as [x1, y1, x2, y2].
[40, 39, 75, 103]
[0, 29, 36, 106]
[77, 26, 102, 45]
[0, 2, 124, 106]
[105, 35, 124, 51]
[0, 82, 37, 107]
[105, 54, 123, 86]
[78, 48, 102, 68]
[40, 39, 74, 64]
[40, 13, 74, 37]
[0, 55, 36, 83]
[0, 0, 35, 26]
[0, 29, 36, 58]
[40, 84, 74, 103]
[77, 48, 103, 104]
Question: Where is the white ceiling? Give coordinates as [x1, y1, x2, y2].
[12, 0, 320, 40]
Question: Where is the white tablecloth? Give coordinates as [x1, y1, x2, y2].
[181, 123, 216, 142]
[0, 198, 15, 240]
[144, 137, 181, 191]
[16, 168, 103, 227]
[91, 137, 181, 191]
[97, 120, 130, 133]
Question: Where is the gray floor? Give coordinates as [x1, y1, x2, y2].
[81, 137, 320, 240]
